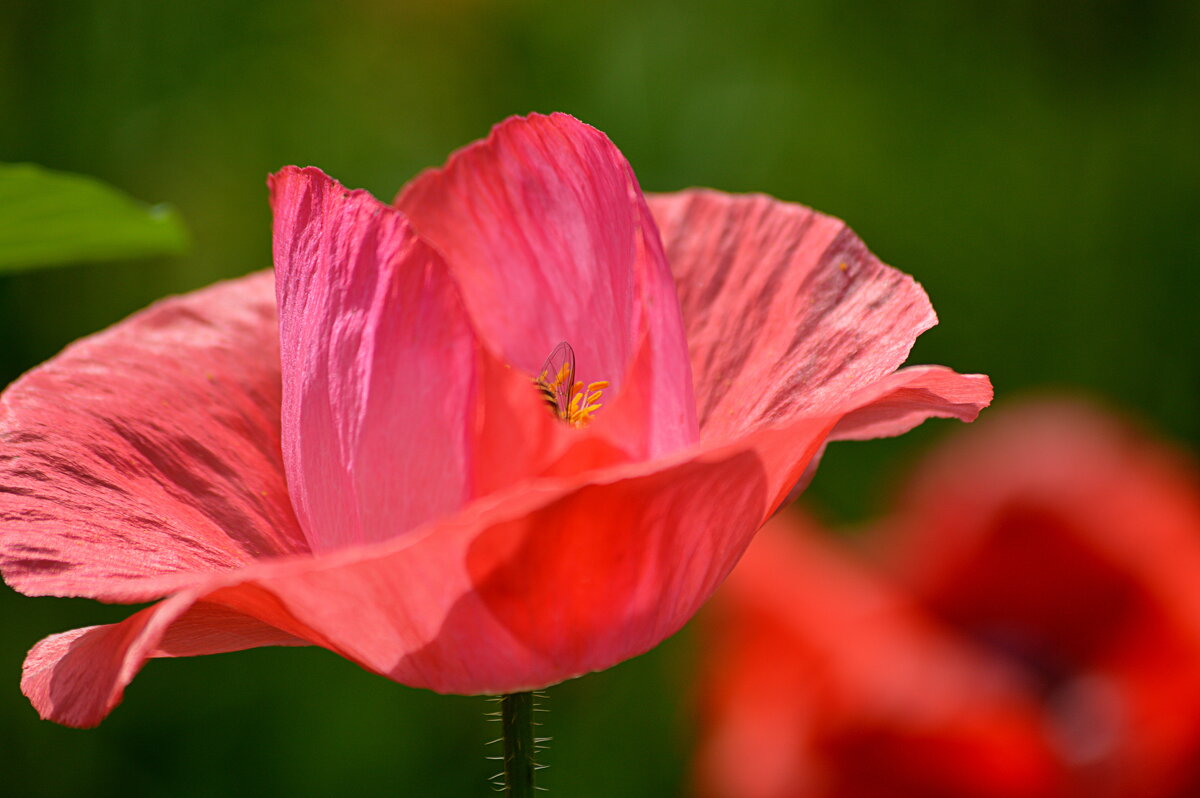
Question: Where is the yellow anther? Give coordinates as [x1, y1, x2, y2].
[564, 380, 608, 427]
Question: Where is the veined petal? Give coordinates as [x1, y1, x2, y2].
[234, 445, 770, 694]
[19, 365, 993, 725]
[648, 189, 943, 441]
[737, 367, 991, 515]
[829, 365, 994, 441]
[22, 593, 201, 728]
[397, 113, 697, 457]
[22, 591, 309, 728]
[270, 167, 482, 551]
[22, 441, 769, 726]
[0, 272, 306, 602]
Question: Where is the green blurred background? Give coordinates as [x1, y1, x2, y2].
[1, 0, 1196, 795]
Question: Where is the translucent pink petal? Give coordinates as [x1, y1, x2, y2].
[828, 365, 994, 441]
[648, 189, 944, 442]
[19, 369, 991, 725]
[241, 446, 769, 693]
[153, 597, 312, 656]
[397, 113, 697, 457]
[0, 272, 306, 601]
[21, 442, 772, 726]
[22, 596, 195, 728]
[22, 592, 309, 728]
[733, 372, 989, 518]
[270, 167, 482, 551]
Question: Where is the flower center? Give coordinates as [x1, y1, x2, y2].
[533, 341, 608, 428]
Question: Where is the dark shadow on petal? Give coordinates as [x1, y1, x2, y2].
[389, 451, 770, 690]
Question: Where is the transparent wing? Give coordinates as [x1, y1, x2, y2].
[538, 341, 576, 417]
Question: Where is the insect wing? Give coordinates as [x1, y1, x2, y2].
[539, 341, 576, 417]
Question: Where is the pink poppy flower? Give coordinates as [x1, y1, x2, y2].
[0, 113, 990, 727]
[696, 399, 1200, 798]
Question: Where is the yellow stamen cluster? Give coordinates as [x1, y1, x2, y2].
[564, 380, 609, 427]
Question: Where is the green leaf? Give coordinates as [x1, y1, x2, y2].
[0, 163, 189, 273]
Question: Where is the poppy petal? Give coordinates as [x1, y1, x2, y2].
[735, 370, 990, 516]
[397, 113, 697, 457]
[22, 592, 199, 728]
[22, 442, 769, 725]
[829, 365, 994, 441]
[22, 591, 309, 728]
[243, 445, 769, 694]
[648, 189, 944, 441]
[698, 513, 1062, 798]
[0, 272, 306, 602]
[270, 167, 483, 551]
[17, 370, 990, 725]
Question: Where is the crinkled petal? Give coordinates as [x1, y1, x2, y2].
[0, 272, 306, 601]
[270, 167, 483, 551]
[19, 366, 994, 724]
[648, 189, 943, 441]
[744, 369, 991, 515]
[241, 445, 768, 694]
[397, 113, 697, 457]
[22, 591, 309, 728]
[828, 365, 993, 441]
[23, 592, 197, 728]
[697, 513, 1062, 798]
[22, 441, 769, 727]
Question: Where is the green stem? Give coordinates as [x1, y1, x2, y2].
[501, 692, 536, 796]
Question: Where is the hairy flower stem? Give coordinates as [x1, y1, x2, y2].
[501, 691, 536, 795]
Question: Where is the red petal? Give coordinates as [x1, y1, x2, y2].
[19, 372, 991, 725]
[21, 440, 773, 727]
[829, 365, 993, 441]
[397, 113, 697, 457]
[884, 399, 1200, 657]
[648, 189, 947, 441]
[22, 592, 308, 728]
[23, 596, 196, 728]
[241, 445, 769, 693]
[697, 513, 1062, 798]
[270, 167, 484, 551]
[0, 272, 306, 602]
[880, 398, 1200, 791]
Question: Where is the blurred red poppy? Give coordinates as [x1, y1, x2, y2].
[0, 113, 990, 727]
[696, 399, 1200, 798]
